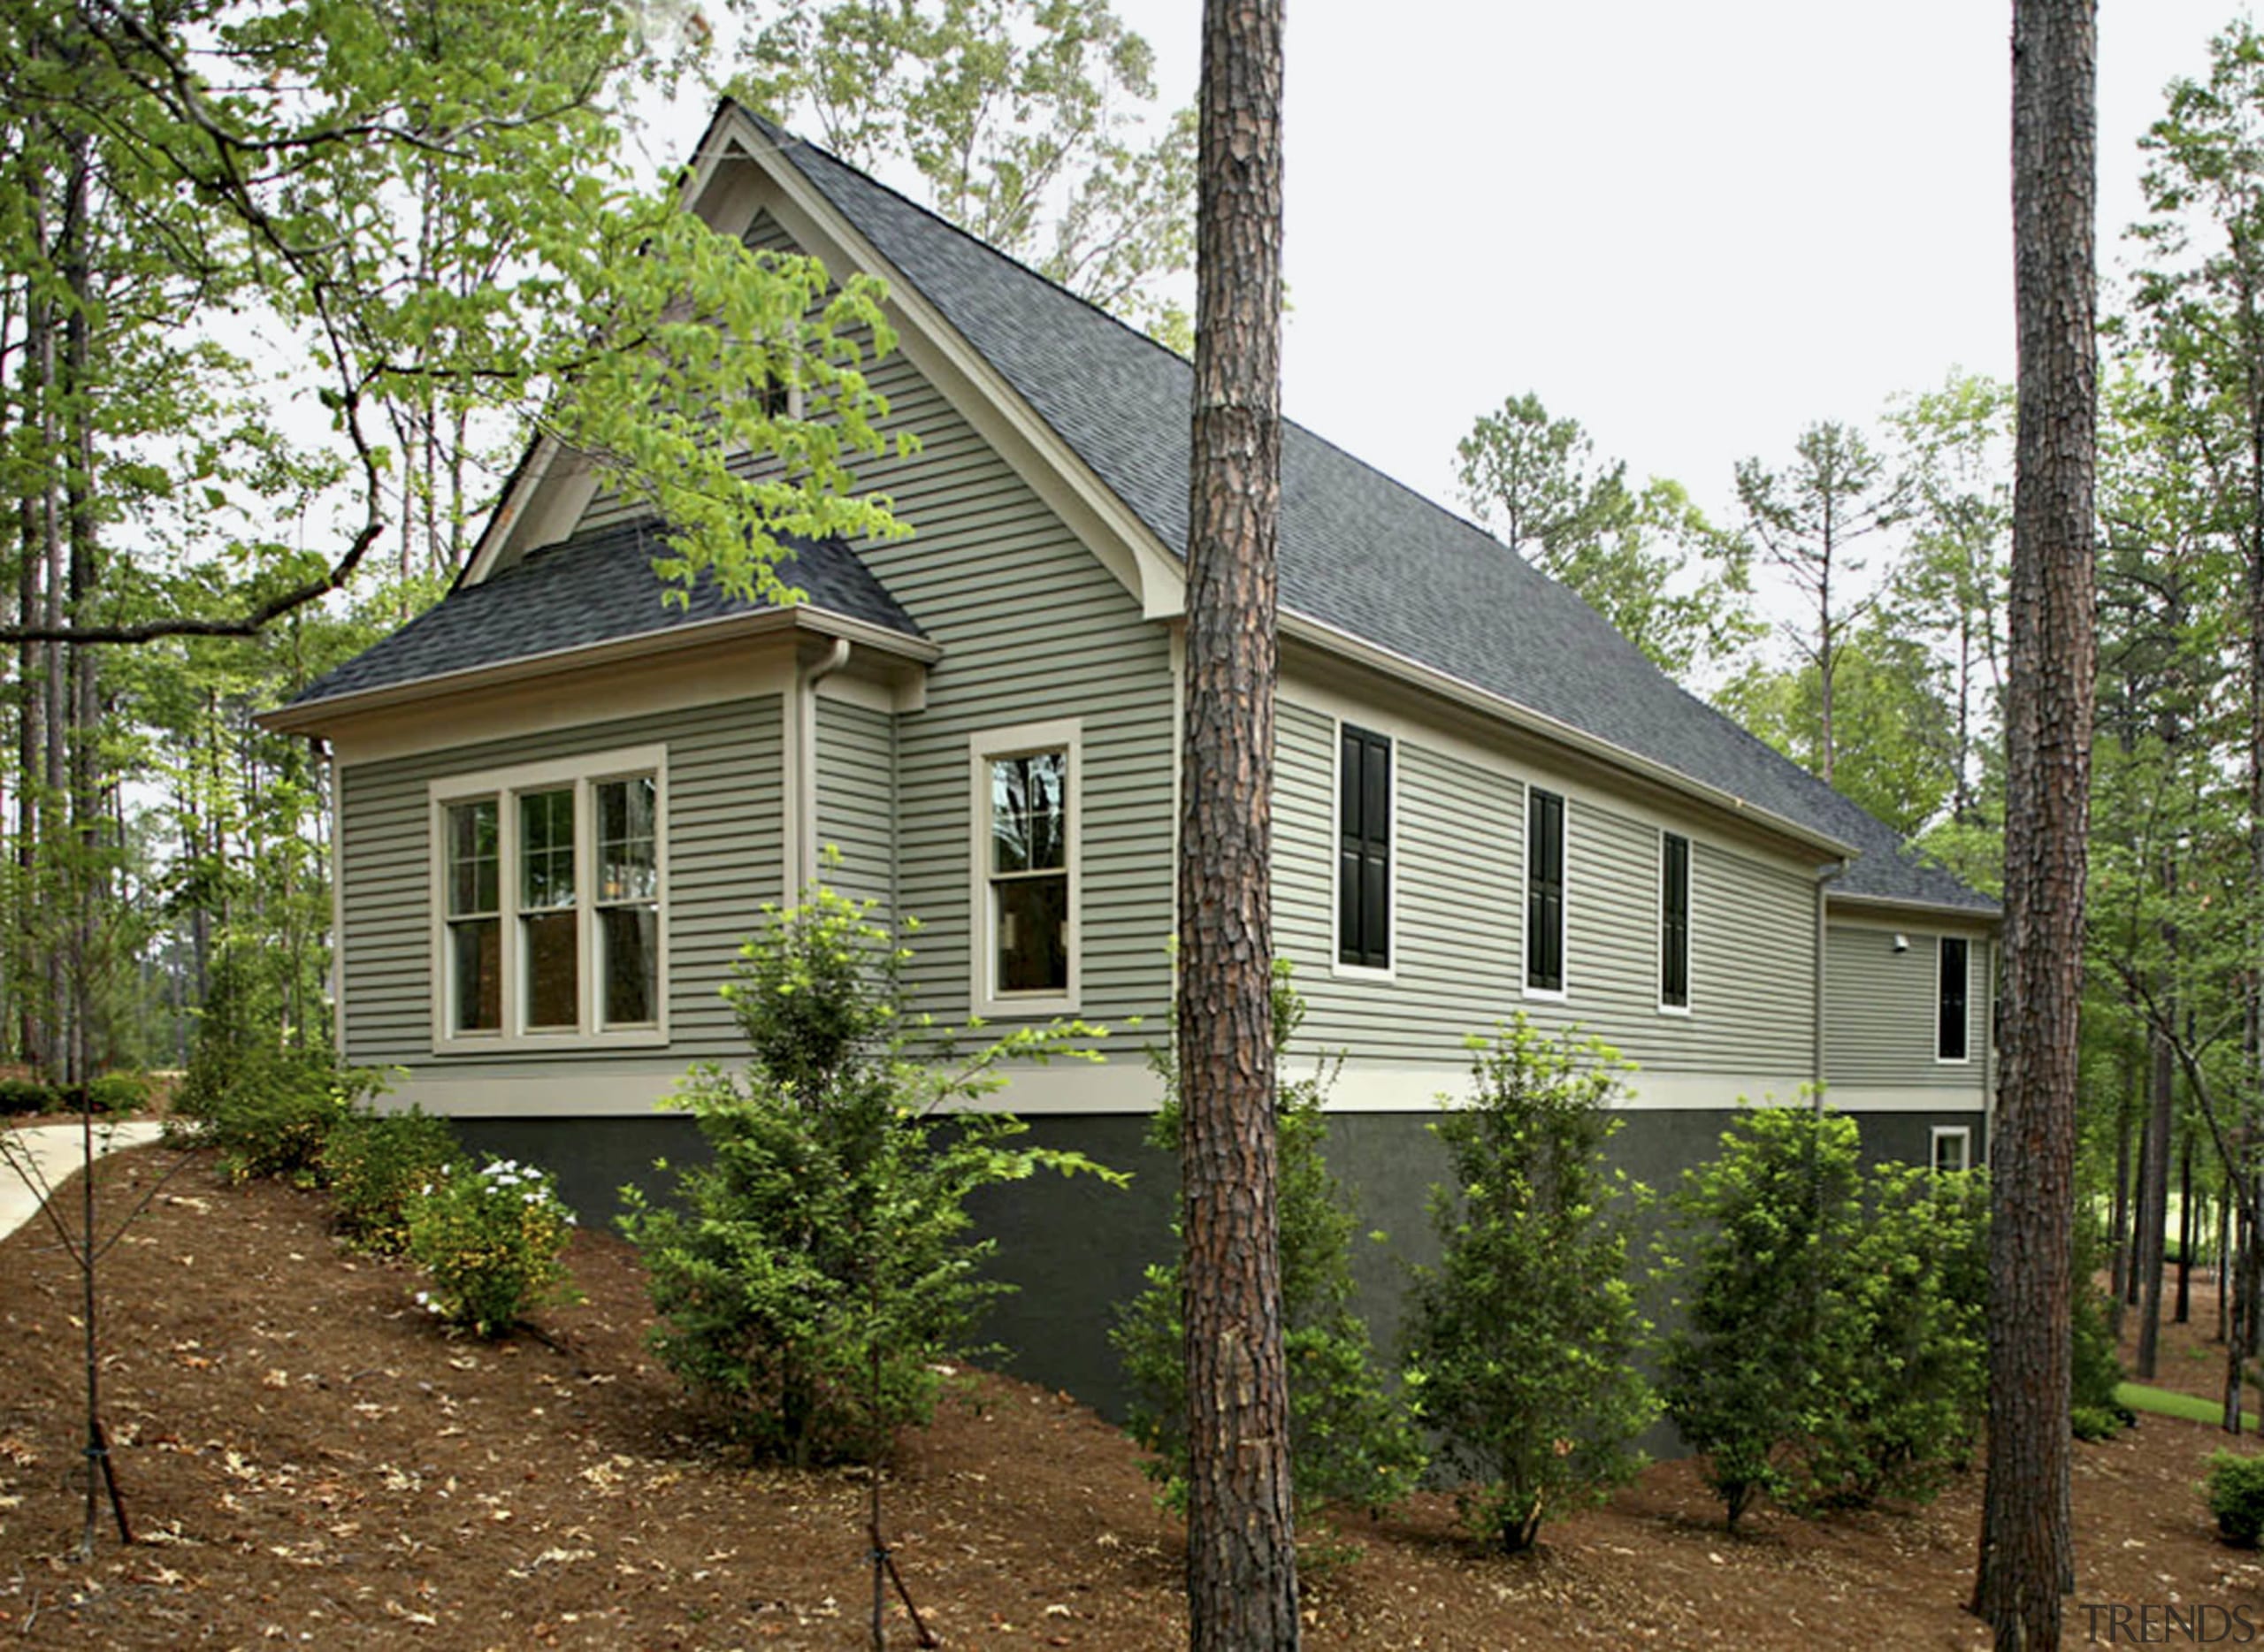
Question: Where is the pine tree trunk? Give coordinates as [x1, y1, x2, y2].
[1974, 2, 2095, 1645]
[1179, 0, 1297, 1646]
[2178, 1131, 2195, 1326]
[2108, 1061, 2133, 1331]
[2138, 1026, 2174, 1378]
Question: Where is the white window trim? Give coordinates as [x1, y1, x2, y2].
[1522, 781, 1570, 1002]
[1331, 719, 1397, 983]
[1657, 828, 1693, 1017]
[968, 718, 1082, 1019]
[1931, 1124, 1974, 1174]
[1936, 934, 1972, 1065]
[428, 743, 669, 1054]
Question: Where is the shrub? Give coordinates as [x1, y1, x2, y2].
[1657, 1105, 1865, 1530]
[182, 1046, 374, 1184]
[88, 1072, 151, 1115]
[0, 1077, 55, 1114]
[406, 1158, 579, 1337]
[1401, 1017, 1656, 1552]
[619, 887, 1121, 1466]
[2206, 1450, 2264, 1546]
[1113, 968, 1424, 1555]
[328, 1108, 464, 1255]
[1804, 1162, 1989, 1506]
[2071, 1222, 2135, 1439]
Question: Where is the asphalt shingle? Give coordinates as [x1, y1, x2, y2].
[766, 122, 1990, 914]
[291, 520, 925, 707]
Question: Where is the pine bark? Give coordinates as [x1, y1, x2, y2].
[1974, 1, 2095, 1646]
[2137, 1025, 2173, 1377]
[1179, 0, 1297, 1646]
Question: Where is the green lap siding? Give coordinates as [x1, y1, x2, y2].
[337, 696, 784, 1077]
[1274, 699, 1816, 1083]
[1824, 920, 1991, 1093]
[815, 695, 896, 919]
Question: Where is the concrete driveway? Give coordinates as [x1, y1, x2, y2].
[0, 1120, 166, 1244]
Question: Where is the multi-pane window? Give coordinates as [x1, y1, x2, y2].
[1938, 936, 1970, 1062]
[519, 788, 578, 1029]
[432, 748, 664, 1046]
[1526, 786, 1566, 994]
[597, 776, 659, 1028]
[1337, 724, 1391, 970]
[445, 800, 501, 1034]
[1660, 830, 1691, 1011]
[989, 749, 1070, 995]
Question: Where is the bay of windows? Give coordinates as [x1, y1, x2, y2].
[435, 749, 663, 1046]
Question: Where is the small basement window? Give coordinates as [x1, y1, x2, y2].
[1931, 1125, 1974, 1175]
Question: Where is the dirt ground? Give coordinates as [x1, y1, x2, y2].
[1, 1145, 2259, 1649]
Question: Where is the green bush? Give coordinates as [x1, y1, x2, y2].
[1804, 1163, 1989, 1506]
[1657, 1106, 1991, 1526]
[2206, 1450, 2264, 1546]
[328, 1108, 464, 1255]
[1657, 1105, 1865, 1529]
[1113, 968, 1424, 1555]
[2072, 1223, 2135, 1438]
[182, 1045, 375, 1184]
[88, 1072, 151, 1115]
[620, 887, 1121, 1466]
[406, 1158, 579, 1337]
[0, 1077, 55, 1114]
[1401, 1018, 1656, 1552]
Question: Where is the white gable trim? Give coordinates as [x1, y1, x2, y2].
[466, 104, 1186, 623]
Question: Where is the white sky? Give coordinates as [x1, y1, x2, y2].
[1096, 0, 2245, 527]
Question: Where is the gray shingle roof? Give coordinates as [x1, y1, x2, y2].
[290, 519, 926, 707]
[764, 120, 1991, 914]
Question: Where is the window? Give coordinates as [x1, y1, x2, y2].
[1526, 785, 1566, 995]
[1660, 830, 1691, 1011]
[1931, 1125, 1973, 1175]
[1337, 724, 1391, 971]
[969, 720, 1080, 1014]
[430, 746, 667, 1049]
[1938, 935, 1970, 1062]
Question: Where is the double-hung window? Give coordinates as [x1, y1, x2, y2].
[970, 720, 1080, 1015]
[1659, 830, 1691, 1012]
[1937, 935, 1970, 1063]
[432, 746, 667, 1049]
[1336, 724, 1391, 972]
[1525, 785, 1567, 996]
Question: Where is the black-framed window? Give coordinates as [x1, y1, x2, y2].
[1526, 786, 1565, 993]
[1337, 724, 1390, 969]
[1660, 830, 1690, 1010]
[1938, 936, 1970, 1062]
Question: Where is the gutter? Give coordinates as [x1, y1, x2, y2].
[256, 606, 938, 737]
[792, 639, 852, 895]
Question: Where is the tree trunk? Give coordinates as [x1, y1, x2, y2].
[2138, 1026, 2174, 1377]
[2108, 1058, 2134, 1331]
[2125, 1103, 2147, 1309]
[1178, 1, 1296, 1648]
[2221, 1165, 2233, 1346]
[2178, 1129, 2195, 1326]
[1974, 2, 2095, 1646]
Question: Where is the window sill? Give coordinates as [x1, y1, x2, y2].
[971, 991, 1080, 1021]
[1656, 1003, 1692, 1018]
[432, 1027, 670, 1056]
[1522, 986, 1569, 1004]
[1331, 960, 1396, 984]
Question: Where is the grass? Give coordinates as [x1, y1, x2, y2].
[2118, 1381, 2229, 1426]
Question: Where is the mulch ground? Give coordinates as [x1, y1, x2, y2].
[1, 1145, 2260, 1648]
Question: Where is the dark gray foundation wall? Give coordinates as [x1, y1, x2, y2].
[457, 1104, 1988, 1427]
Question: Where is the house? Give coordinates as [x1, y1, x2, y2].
[261, 103, 2000, 1411]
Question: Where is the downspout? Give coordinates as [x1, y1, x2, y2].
[1813, 861, 1843, 1111]
[792, 638, 852, 896]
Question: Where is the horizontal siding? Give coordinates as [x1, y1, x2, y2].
[1826, 923, 1991, 1093]
[339, 696, 782, 1078]
[1278, 700, 1816, 1082]
[815, 696, 894, 921]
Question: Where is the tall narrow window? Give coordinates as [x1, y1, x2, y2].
[1526, 786, 1566, 993]
[1660, 830, 1691, 1010]
[519, 787, 578, 1030]
[596, 776, 659, 1028]
[1337, 724, 1391, 970]
[990, 749, 1069, 994]
[446, 799, 501, 1034]
[1938, 935, 1970, 1062]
